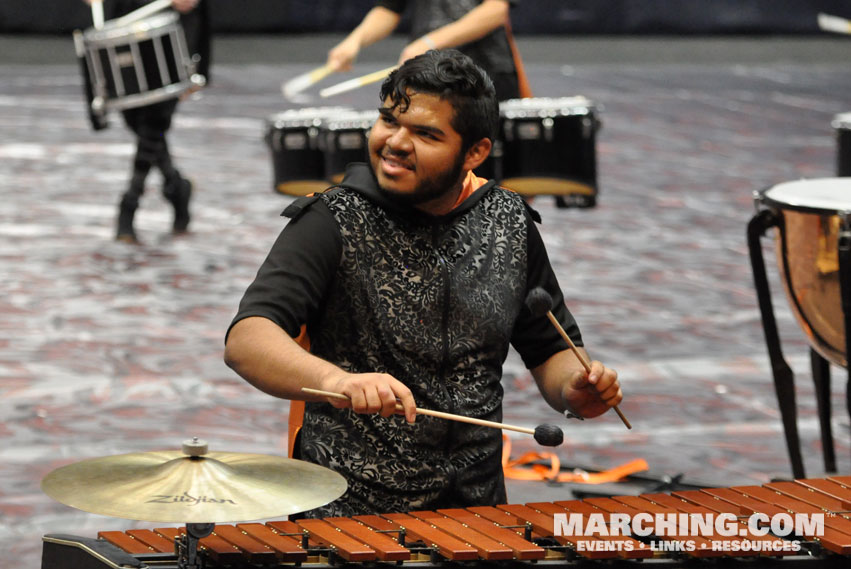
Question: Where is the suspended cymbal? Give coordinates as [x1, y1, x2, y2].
[41, 439, 347, 523]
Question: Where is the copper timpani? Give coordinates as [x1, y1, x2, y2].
[42, 476, 851, 568]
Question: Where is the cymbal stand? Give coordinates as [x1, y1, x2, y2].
[177, 522, 214, 569]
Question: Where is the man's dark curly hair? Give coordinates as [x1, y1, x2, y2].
[378, 49, 499, 152]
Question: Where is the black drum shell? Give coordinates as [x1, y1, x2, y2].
[483, 97, 601, 208]
[834, 113, 851, 176]
[320, 111, 378, 185]
[264, 107, 353, 196]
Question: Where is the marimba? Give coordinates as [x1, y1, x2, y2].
[42, 477, 851, 568]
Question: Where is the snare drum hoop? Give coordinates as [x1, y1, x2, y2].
[83, 11, 180, 46]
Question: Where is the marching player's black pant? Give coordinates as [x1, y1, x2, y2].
[122, 98, 181, 200]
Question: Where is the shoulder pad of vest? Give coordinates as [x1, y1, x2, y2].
[523, 200, 542, 224]
[281, 195, 320, 220]
[280, 188, 343, 220]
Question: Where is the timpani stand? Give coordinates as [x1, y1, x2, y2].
[749, 177, 851, 478]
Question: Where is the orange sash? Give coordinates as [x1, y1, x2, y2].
[501, 434, 649, 484]
[504, 16, 533, 98]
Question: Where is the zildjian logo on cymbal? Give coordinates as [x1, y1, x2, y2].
[146, 492, 237, 506]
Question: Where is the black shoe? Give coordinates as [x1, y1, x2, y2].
[163, 177, 192, 234]
[116, 194, 139, 243]
[554, 196, 569, 209]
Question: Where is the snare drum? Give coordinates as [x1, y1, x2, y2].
[498, 96, 600, 207]
[73, 10, 204, 128]
[757, 178, 851, 367]
[320, 110, 379, 185]
[832, 112, 851, 176]
[265, 107, 352, 196]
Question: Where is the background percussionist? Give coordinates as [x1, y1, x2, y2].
[82, 0, 211, 243]
[224, 49, 621, 517]
[327, 0, 525, 102]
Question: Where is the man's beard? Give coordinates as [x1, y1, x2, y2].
[373, 151, 466, 208]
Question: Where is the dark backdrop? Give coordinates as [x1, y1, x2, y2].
[4, 0, 851, 34]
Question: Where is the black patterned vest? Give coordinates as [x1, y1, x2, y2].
[299, 166, 530, 516]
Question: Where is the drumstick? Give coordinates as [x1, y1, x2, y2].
[301, 387, 565, 447]
[90, 0, 104, 29]
[113, 0, 173, 27]
[818, 13, 851, 35]
[525, 288, 632, 430]
[282, 64, 335, 101]
[319, 65, 398, 98]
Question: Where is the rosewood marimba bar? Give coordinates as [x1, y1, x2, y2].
[42, 477, 851, 568]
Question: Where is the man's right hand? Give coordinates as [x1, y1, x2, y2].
[327, 36, 360, 72]
[82, 0, 198, 13]
[321, 372, 417, 423]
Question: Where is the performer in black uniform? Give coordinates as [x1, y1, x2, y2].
[83, 0, 211, 242]
[327, 0, 524, 101]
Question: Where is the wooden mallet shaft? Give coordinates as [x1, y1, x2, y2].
[319, 65, 398, 98]
[526, 287, 631, 430]
[544, 311, 631, 429]
[302, 387, 535, 435]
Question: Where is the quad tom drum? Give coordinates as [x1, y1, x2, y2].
[498, 96, 600, 207]
[320, 110, 378, 185]
[265, 107, 352, 196]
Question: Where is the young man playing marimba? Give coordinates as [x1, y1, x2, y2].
[225, 49, 621, 517]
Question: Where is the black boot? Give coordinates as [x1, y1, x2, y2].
[116, 193, 140, 243]
[163, 176, 192, 234]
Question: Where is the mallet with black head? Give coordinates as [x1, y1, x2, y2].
[525, 287, 632, 429]
[302, 387, 565, 447]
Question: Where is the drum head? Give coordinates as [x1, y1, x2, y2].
[267, 107, 353, 129]
[833, 112, 851, 131]
[762, 178, 851, 215]
[84, 11, 179, 43]
[322, 109, 379, 131]
[500, 96, 595, 118]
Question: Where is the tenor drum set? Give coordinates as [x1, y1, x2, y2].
[265, 108, 380, 196]
[265, 97, 601, 207]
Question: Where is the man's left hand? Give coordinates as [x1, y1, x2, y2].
[561, 361, 622, 419]
[398, 38, 433, 65]
[171, 0, 198, 14]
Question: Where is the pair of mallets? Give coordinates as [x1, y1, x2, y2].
[303, 288, 630, 448]
[282, 64, 397, 101]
